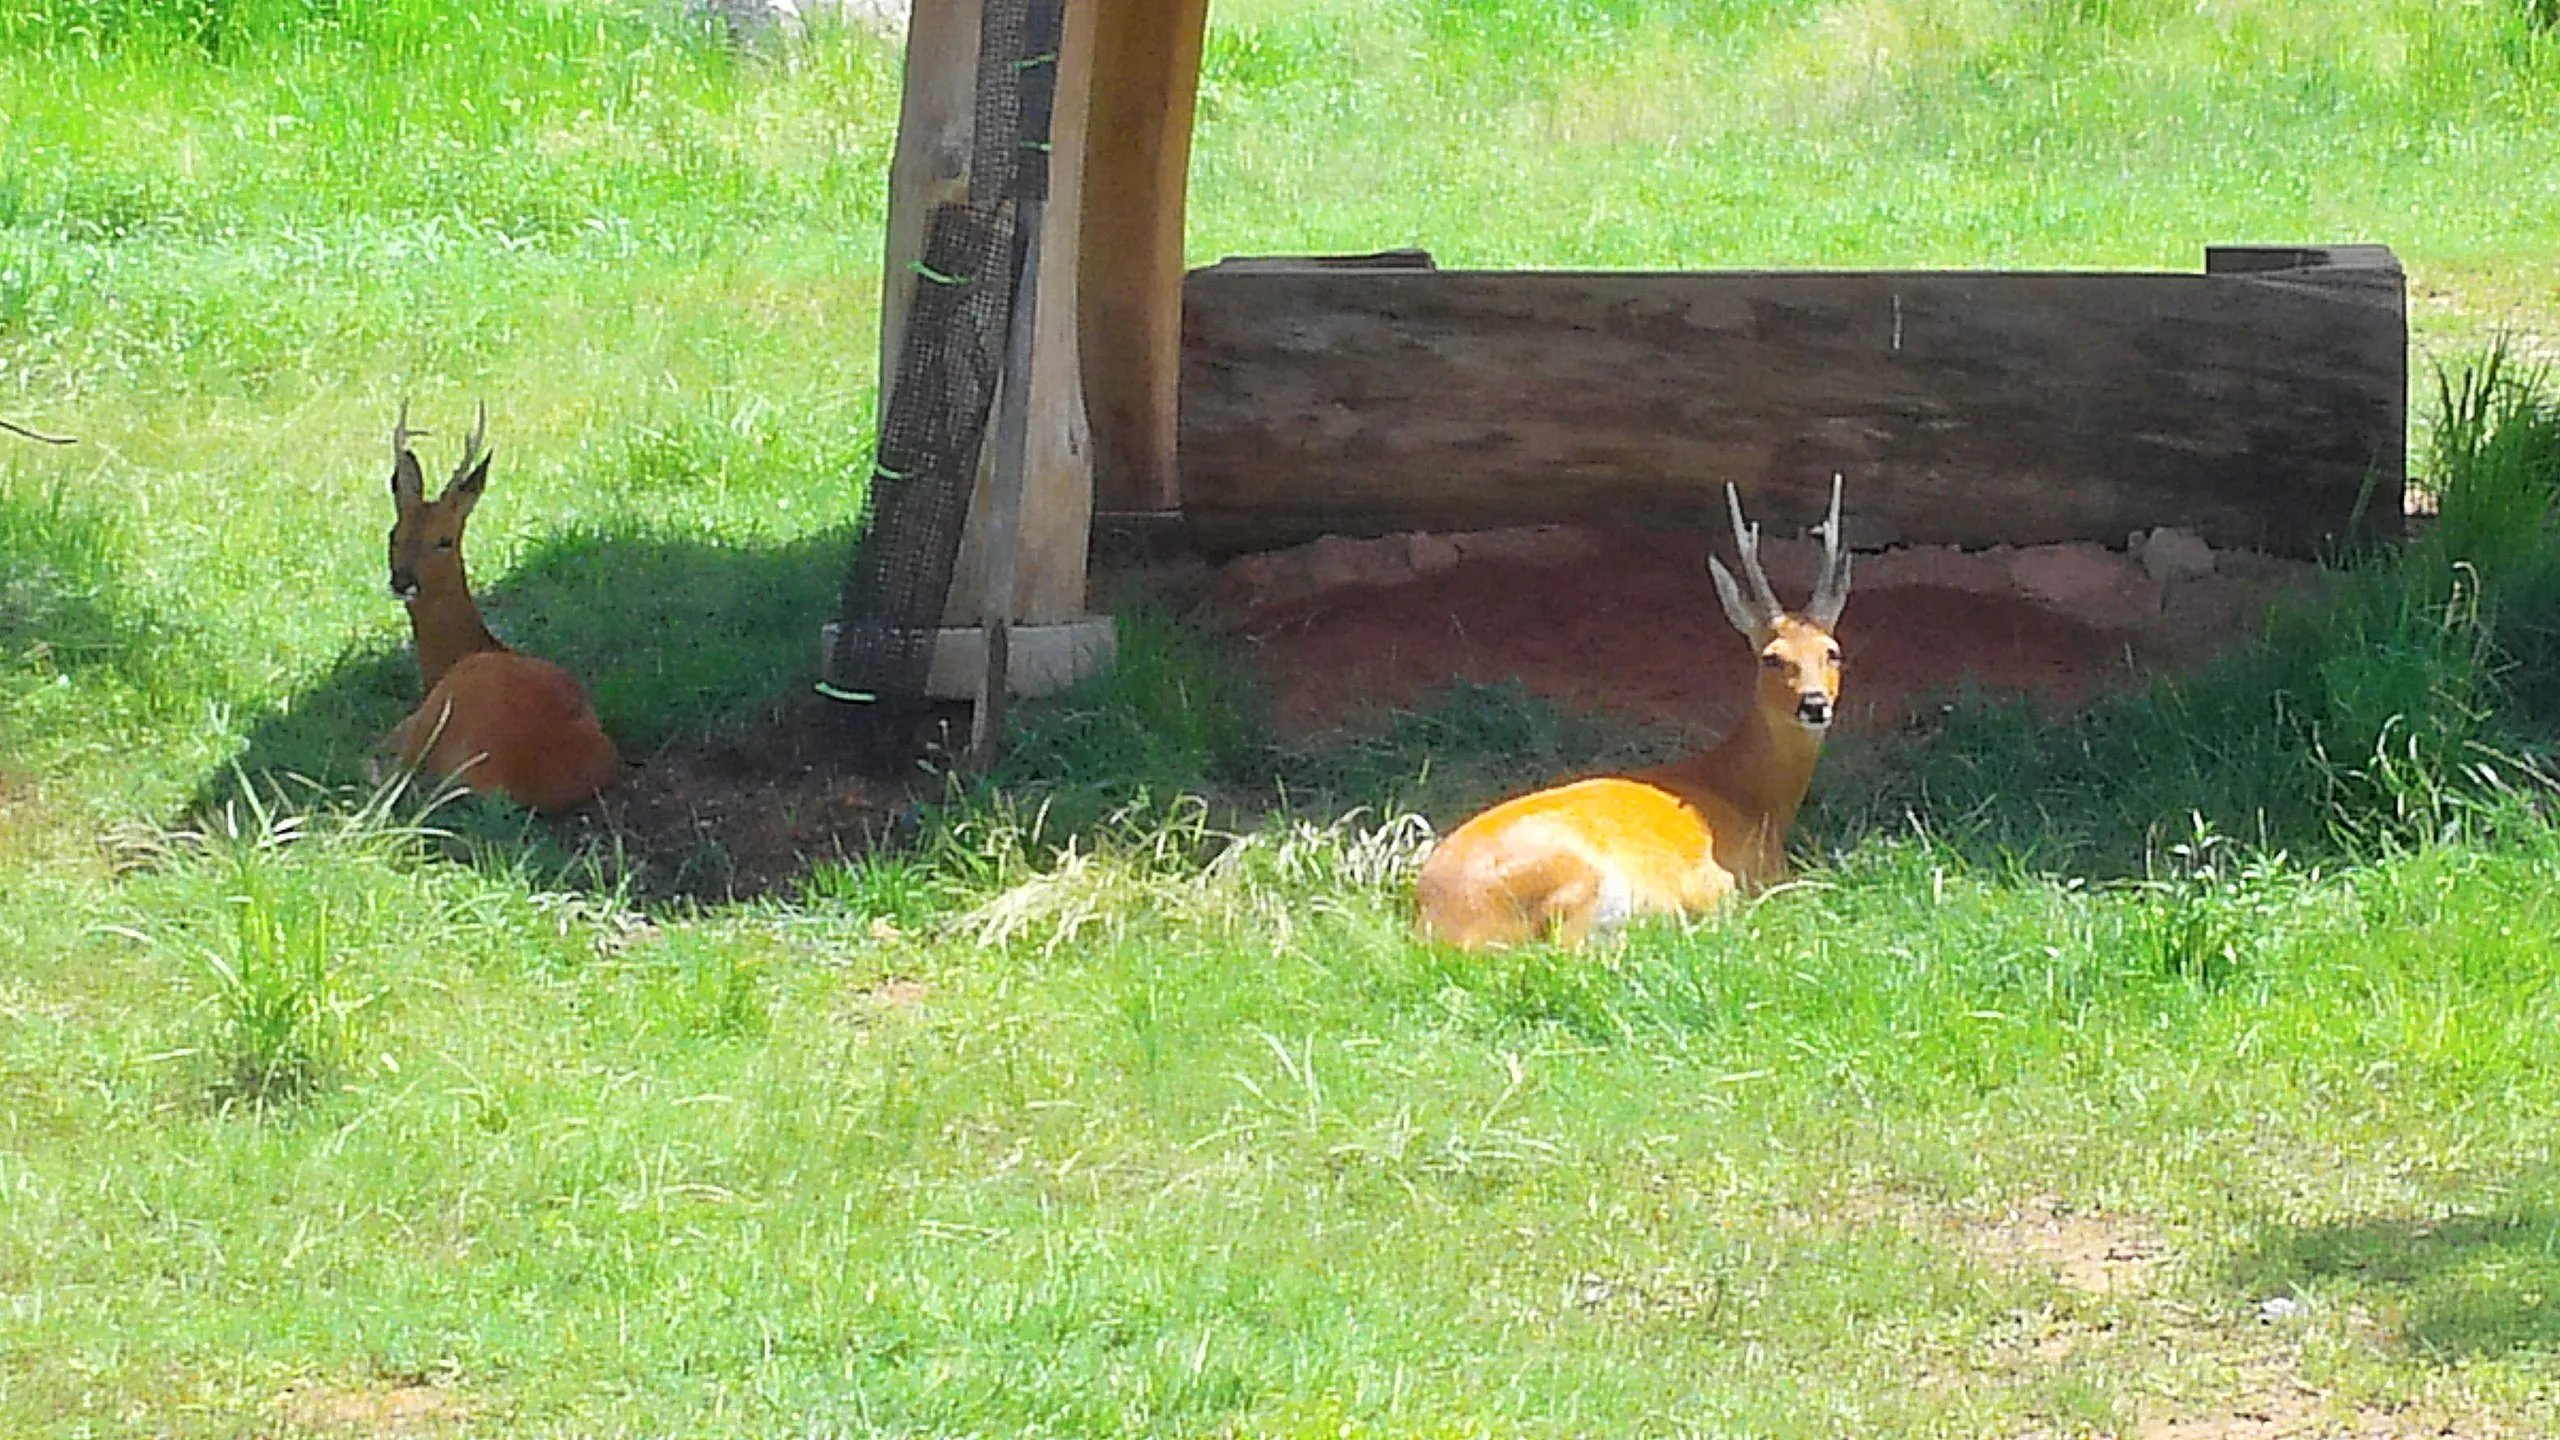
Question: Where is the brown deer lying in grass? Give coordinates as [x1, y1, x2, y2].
[1414, 477, 1854, 949]
[383, 404, 621, 814]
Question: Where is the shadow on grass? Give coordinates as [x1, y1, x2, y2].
[200, 521, 854, 808]
[1, 473, 186, 690]
[2223, 1199, 2560, 1362]
[2, 470, 205, 797]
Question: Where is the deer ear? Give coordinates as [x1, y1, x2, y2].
[1708, 556, 1767, 639]
[445, 452, 490, 518]
[392, 450, 426, 508]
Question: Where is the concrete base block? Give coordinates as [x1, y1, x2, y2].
[821, 616, 1118, 701]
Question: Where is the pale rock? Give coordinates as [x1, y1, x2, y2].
[2133, 526, 2215, 584]
[1304, 533, 1414, 592]
[1404, 530, 1463, 575]
[2013, 543, 2165, 629]
[694, 0, 908, 40]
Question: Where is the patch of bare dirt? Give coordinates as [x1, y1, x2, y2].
[524, 520, 2322, 902]
[2137, 1394, 2499, 1439]
[0, 763, 37, 857]
[851, 974, 931, 1013]
[1899, 1196, 2510, 1440]
[558, 689, 941, 903]
[2124, 1312, 2506, 1440]
[1971, 1195, 2167, 1297]
[1209, 524, 2323, 739]
[1942, 1198, 2508, 1440]
[1568, 1267, 1725, 1323]
[274, 1378, 467, 1435]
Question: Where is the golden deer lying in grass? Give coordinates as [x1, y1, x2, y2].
[383, 405, 621, 814]
[1414, 477, 1854, 949]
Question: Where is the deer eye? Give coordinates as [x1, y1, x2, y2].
[435, 538, 456, 550]
[1760, 653, 1785, 670]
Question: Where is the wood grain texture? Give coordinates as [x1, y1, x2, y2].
[1178, 247, 2405, 559]
[876, 0, 1096, 627]
[875, 0, 977, 421]
[1078, 0, 1211, 513]
[939, 0, 1097, 626]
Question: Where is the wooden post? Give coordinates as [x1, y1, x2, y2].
[872, 0, 1096, 631]
[852, 0, 1112, 703]
[1078, 0, 1211, 515]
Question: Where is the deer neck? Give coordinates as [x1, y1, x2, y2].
[405, 556, 504, 689]
[1649, 699, 1826, 840]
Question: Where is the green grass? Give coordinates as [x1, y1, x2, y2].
[1799, 349, 2560, 873]
[10, 0, 2560, 1434]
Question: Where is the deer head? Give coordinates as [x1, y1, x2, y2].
[386, 401, 491, 604]
[1708, 474, 1853, 733]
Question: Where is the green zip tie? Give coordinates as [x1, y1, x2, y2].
[814, 681, 878, 704]
[910, 260, 968, 286]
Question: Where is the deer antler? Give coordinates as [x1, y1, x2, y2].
[391, 398, 426, 462]
[1709, 482, 1786, 634]
[450, 400, 488, 488]
[1806, 472, 1854, 629]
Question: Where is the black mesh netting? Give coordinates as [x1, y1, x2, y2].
[829, 0, 1062, 754]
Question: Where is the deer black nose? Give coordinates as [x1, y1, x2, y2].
[1797, 694, 1832, 726]
[390, 569, 419, 600]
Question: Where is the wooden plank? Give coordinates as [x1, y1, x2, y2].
[1178, 247, 2406, 559]
[1078, 0, 1211, 514]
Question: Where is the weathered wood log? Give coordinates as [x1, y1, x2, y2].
[1178, 246, 2405, 559]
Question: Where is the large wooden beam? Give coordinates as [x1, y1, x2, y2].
[872, 0, 1098, 629]
[1078, 0, 1211, 514]
[1178, 246, 2406, 559]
